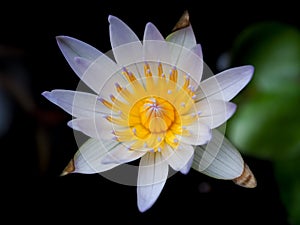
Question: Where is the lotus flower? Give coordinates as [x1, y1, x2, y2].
[42, 12, 256, 212]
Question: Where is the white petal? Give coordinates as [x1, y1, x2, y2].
[196, 99, 237, 129]
[165, 25, 197, 67]
[57, 35, 125, 94]
[78, 54, 126, 95]
[143, 40, 171, 65]
[56, 36, 102, 77]
[161, 143, 194, 172]
[166, 25, 196, 50]
[192, 129, 244, 179]
[101, 144, 146, 164]
[42, 90, 109, 118]
[190, 44, 203, 82]
[175, 43, 203, 84]
[67, 117, 114, 140]
[164, 26, 202, 84]
[109, 15, 143, 66]
[191, 43, 203, 59]
[180, 121, 212, 145]
[196, 65, 254, 102]
[73, 138, 119, 174]
[137, 152, 168, 212]
[142, 23, 172, 65]
[109, 15, 140, 49]
[180, 153, 194, 175]
[143, 22, 164, 41]
[141, 22, 174, 81]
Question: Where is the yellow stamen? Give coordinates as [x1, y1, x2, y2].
[100, 62, 197, 153]
[169, 66, 178, 83]
[99, 98, 113, 110]
[158, 62, 163, 77]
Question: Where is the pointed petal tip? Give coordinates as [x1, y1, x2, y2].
[233, 163, 257, 188]
[144, 22, 156, 34]
[138, 204, 149, 213]
[66, 120, 73, 128]
[56, 35, 73, 40]
[55, 36, 78, 50]
[41, 91, 55, 103]
[41, 90, 62, 105]
[241, 65, 255, 86]
[137, 194, 155, 213]
[56, 36, 68, 51]
[228, 102, 237, 117]
[247, 64, 255, 72]
[60, 171, 69, 176]
[108, 15, 117, 23]
[56, 35, 69, 44]
[60, 158, 75, 176]
[67, 119, 82, 131]
[145, 22, 155, 28]
[180, 161, 193, 175]
[172, 10, 190, 31]
[55, 35, 64, 40]
[180, 168, 190, 175]
[243, 65, 255, 77]
[41, 91, 50, 97]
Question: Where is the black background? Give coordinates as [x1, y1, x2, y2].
[1, 0, 298, 224]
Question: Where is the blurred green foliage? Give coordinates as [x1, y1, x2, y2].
[226, 21, 300, 225]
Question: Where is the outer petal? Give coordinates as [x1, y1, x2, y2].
[56, 36, 102, 77]
[143, 23, 171, 65]
[196, 65, 254, 102]
[72, 138, 119, 174]
[165, 25, 203, 84]
[67, 117, 114, 140]
[76, 54, 126, 95]
[108, 15, 142, 66]
[42, 90, 109, 118]
[56, 36, 123, 94]
[101, 144, 147, 165]
[191, 43, 203, 60]
[161, 143, 194, 171]
[166, 25, 196, 50]
[196, 99, 237, 129]
[175, 43, 203, 84]
[143, 22, 164, 41]
[192, 129, 244, 179]
[109, 15, 140, 49]
[137, 152, 168, 212]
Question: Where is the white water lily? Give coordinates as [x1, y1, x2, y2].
[42, 14, 255, 212]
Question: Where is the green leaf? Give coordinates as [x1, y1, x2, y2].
[274, 158, 300, 225]
[227, 21, 300, 159]
[231, 21, 300, 95]
[227, 93, 300, 160]
[226, 21, 300, 225]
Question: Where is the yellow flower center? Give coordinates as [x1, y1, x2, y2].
[100, 62, 197, 153]
[131, 96, 175, 134]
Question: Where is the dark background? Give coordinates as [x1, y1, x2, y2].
[1, 0, 298, 224]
